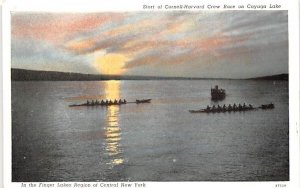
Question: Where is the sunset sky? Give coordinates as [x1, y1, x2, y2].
[11, 11, 288, 78]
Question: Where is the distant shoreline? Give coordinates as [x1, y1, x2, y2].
[11, 68, 288, 81]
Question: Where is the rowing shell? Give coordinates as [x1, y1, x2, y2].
[189, 108, 257, 113]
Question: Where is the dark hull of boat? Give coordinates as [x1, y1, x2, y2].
[211, 93, 226, 101]
[211, 85, 226, 101]
[69, 99, 152, 107]
[136, 99, 151, 103]
[259, 104, 275, 109]
[190, 103, 275, 114]
[189, 108, 255, 113]
[189, 110, 206, 113]
[69, 102, 127, 107]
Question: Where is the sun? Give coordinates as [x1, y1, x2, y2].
[94, 53, 128, 75]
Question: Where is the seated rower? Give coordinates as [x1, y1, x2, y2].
[114, 99, 118, 104]
[238, 104, 242, 110]
[206, 105, 211, 110]
[101, 100, 104, 105]
[119, 99, 122, 104]
[223, 104, 226, 110]
[123, 99, 127, 103]
[249, 104, 253, 109]
[233, 103, 237, 107]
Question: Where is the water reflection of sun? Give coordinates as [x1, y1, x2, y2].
[104, 80, 124, 166]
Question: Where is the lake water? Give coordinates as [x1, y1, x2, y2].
[12, 80, 289, 181]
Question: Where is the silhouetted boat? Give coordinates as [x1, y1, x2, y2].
[211, 85, 226, 101]
[189, 103, 255, 113]
[69, 99, 152, 107]
[259, 103, 274, 109]
[189, 103, 275, 114]
[189, 109, 206, 113]
[136, 99, 151, 104]
[69, 101, 126, 107]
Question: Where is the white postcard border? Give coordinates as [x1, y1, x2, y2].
[2, 0, 299, 188]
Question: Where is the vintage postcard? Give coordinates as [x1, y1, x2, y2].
[2, 0, 299, 188]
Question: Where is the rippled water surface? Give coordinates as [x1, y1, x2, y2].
[12, 80, 289, 181]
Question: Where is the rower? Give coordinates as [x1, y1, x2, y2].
[114, 99, 118, 104]
[249, 104, 253, 109]
[223, 104, 226, 110]
[238, 104, 242, 110]
[87, 100, 90, 105]
[123, 99, 127, 103]
[109, 100, 113, 104]
[206, 105, 211, 110]
[119, 99, 122, 104]
[101, 100, 104, 105]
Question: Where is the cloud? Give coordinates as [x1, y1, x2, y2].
[12, 12, 123, 44]
[11, 11, 288, 78]
[11, 38, 96, 73]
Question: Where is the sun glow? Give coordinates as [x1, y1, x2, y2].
[94, 54, 128, 75]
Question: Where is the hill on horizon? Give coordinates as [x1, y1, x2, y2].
[11, 68, 288, 81]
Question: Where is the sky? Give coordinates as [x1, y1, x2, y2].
[11, 11, 288, 78]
